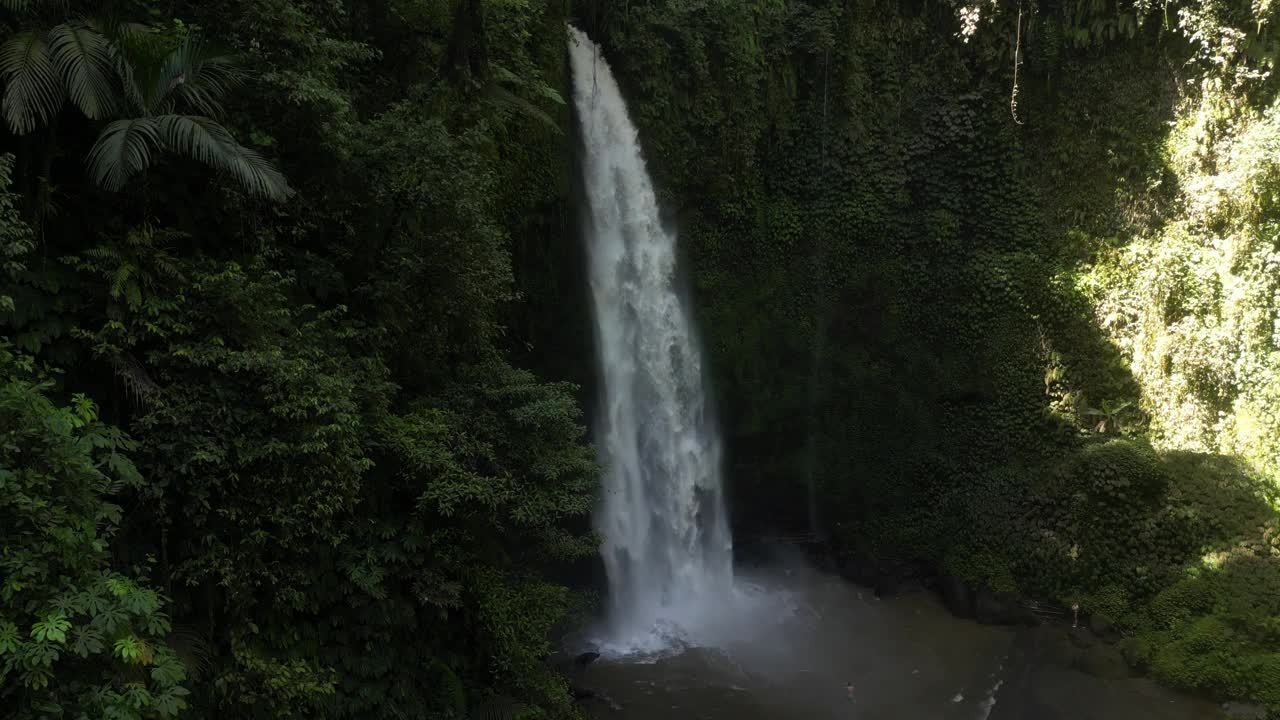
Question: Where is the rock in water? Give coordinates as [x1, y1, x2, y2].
[874, 573, 901, 598]
[975, 586, 1021, 625]
[938, 574, 975, 619]
[1087, 613, 1121, 642]
[574, 651, 601, 668]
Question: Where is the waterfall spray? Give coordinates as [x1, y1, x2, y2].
[568, 27, 733, 651]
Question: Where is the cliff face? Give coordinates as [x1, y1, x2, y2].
[572, 0, 1280, 711]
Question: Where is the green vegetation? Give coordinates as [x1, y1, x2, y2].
[583, 0, 1280, 713]
[2, 1, 594, 718]
[2, 0, 1279, 717]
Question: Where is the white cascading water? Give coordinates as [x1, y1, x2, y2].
[568, 26, 734, 653]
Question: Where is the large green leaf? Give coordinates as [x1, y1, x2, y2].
[85, 115, 292, 200]
[111, 22, 174, 116]
[0, 0, 61, 12]
[153, 33, 243, 117]
[155, 114, 291, 200]
[48, 22, 119, 121]
[0, 32, 62, 135]
[86, 117, 160, 191]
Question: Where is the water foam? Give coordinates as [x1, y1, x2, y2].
[569, 25, 734, 651]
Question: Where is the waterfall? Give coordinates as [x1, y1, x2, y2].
[568, 27, 733, 650]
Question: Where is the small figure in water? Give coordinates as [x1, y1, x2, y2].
[846, 681, 855, 702]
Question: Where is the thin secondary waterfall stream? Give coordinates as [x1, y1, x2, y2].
[569, 26, 733, 652]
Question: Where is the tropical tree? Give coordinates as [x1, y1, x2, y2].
[0, 6, 290, 200]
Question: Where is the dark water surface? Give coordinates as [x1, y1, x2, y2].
[571, 565, 1222, 720]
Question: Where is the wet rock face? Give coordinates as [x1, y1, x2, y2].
[574, 651, 601, 668]
[937, 578, 1039, 627]
[938, 574, 974, 619]
[1070, 642, 1131, 680]
[973, 586, 1034, 626]
[874, 573, 904, 598]
[1087, 613, 1122, 643]
[832, 551, 930, 599]
[833, 551, 878, 587]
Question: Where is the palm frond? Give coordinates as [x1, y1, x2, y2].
[84, 15, 149, 43]
[0, 31, 63, 134]
[86, 116, 160, 191]
[48, 21, 118, 120]
[155, 33, 244, 117]
[164, 623, 213, 680]
[484, 83, 562, 134]
[110, 351, 160, 407]
[0, 0, 64, 13]
[110, 23, 169, 116]
[155, 114, 291, 200]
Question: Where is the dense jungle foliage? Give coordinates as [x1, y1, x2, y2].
[1, 0, 597, 718]
[1, 0, 1279, 718]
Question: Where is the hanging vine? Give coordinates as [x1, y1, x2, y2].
[1011, 0, 1025, 124]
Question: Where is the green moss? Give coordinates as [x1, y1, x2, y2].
[942, 547, 1021, 596]
[579, 0, 1280, 711]
[1150, 616, 1245, 695]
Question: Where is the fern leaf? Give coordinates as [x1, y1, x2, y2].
[484, 83, 562, 134]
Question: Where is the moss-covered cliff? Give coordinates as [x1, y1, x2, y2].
[571, 0, 1280, 712]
